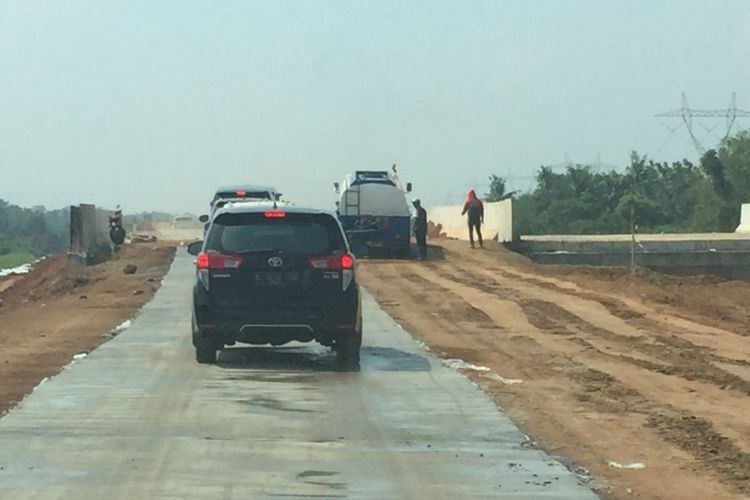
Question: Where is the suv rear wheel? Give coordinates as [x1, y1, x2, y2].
[193, 323, 219, 364]
[195, 342, 217, 364]
[335, 328, 362, 372]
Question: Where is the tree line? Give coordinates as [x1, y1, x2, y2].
[0, 201, 69, 264]
[484, 131, 750, 235]
[3, 131, 749, 263]
[0, 202, 178, 267]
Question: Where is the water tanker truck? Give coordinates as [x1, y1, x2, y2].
[334, 166, 413, 257]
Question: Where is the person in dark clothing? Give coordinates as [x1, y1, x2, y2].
[412, 199, 428, 260]
[461, 189, 484, 248]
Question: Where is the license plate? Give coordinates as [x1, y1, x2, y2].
[254, 272, 299, 287]
[267, 273, 282, 286]
[367, 241, 383, 248]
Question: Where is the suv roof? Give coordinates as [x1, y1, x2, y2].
[213, 201, 337, 218]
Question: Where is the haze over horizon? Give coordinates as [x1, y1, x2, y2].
[1, 0, 748, 214]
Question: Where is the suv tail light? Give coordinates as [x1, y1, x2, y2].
[341, 254, 354, 269]
[308, 254, 355, 290]
[196, 252, 243, 290]
[308, 255, 353, 270]
[197, 252, 243, 269]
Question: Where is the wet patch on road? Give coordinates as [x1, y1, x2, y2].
[237, 396, 317, 414]
[360, 346, 431, 372]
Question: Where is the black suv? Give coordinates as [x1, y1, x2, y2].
[187, 202, 362, 370]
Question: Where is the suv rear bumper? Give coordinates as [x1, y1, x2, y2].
[192, 285, 360, 347]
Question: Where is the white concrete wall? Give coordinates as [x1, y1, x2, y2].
[428, 199, 513, 242]
[736, 203, 750, 233]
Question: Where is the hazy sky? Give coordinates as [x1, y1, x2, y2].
[1, 0, 748, 214]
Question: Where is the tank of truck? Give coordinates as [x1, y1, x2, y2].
[335, 169, 413, 256]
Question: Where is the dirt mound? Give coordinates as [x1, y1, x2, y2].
[427, 221, 445, 239]
[0, 243, 176, 416]
[1, 255, 85, 305]
[1, 245, 175, 306]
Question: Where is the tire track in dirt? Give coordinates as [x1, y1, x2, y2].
[429, 261, 678, 364]
[362, 263, 485, 339]
[429, 257, 750, 454]
[453, 245, 750, 353]
[647, 413, 750, 490]
[362, 262, 542, 379]
[365, 262, 665, 420]
[502, 262, 750, 338]
[360, 257, 750, 497]
[414, 259, 750, 405]
[495, 264, 750, 358]
[435, 257, 750, 397]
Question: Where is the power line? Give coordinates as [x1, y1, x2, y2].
[655, 93, 750, 153]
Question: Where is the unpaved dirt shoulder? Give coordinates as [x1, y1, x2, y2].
[0, 243, 176, 416]
[358, 240, 750, 500]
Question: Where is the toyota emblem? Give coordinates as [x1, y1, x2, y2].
[267, 256, 284, 268]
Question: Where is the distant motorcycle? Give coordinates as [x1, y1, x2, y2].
[109, 207, 126, 245]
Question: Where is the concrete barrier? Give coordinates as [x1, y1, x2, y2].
[428, 199, 513, 242]
[516, 232, 750, 281]
[68, 204, 114, 266]
[736, 203, 750, 233]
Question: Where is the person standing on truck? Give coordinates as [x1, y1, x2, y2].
[461, 189, 484, 249]
[412, 199, 428, 260]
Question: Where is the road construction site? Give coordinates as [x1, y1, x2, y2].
[0, 248, 597, 499]
[1, 232, 749, 498]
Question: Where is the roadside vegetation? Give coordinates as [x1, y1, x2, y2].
[0, 238, 35, 269]
[0, 200, 69, 268]
[488, 131, 750, 235]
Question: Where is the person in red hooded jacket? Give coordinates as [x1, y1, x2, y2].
[461, 189, 484, 248]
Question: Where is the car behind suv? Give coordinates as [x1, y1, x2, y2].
[199, 184, 283, 229]
[187, 202, 362, 370]
[210, 184, 280, 211]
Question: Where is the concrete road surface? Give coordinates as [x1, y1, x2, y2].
[0, 251, 597, 499]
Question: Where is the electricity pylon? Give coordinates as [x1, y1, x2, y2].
[656, 93, 749, 153]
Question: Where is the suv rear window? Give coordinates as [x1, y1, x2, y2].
[206, 213, 346, 255]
